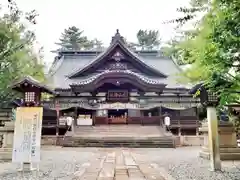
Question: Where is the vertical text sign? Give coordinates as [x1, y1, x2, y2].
[12, 107, 43, 163]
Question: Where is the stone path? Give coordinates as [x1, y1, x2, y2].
[0, 147, 240, 180]
[71, 149, 166, 180]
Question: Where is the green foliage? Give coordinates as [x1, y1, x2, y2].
[0, 0, 46, 105]
[167, 0, 240, 108]
[56, 26, 104, 50]
[136, 29, 161, 50]
[166, 0, 210, 26]
[56, 26, 87, 50]
[162, 30, 200, 65]
[127, 29, 161, 50]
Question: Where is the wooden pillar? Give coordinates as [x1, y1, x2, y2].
[74, 107, 78, 125]
[140, 111, 144, 125]
[159, 106, 162, 126]
[178, 128, 182, 136]
[55, 100, 60, 136]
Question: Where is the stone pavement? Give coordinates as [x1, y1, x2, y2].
[0, 147, 240, 180]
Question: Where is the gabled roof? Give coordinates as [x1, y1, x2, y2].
[70, 70, 167, 86]
[11, 76, 55, 94]
[67, 29, 167, 78]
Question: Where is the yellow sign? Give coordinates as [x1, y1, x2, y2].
[12, 107, 43, 163]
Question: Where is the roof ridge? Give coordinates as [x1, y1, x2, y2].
[67, 40, 168, 78]
[66, 44, 114, 78]
[48, 56, 65, 77]
[70, 69, 167, 86]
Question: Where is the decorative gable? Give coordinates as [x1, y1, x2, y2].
[68, 29, 167, 78]
[112, 51, 124, 62]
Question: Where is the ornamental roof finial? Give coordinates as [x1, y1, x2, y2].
[111, 29, 124, 44]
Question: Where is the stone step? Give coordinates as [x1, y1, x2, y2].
[62, 136, 176, 148]
[64, 125, 174, 148]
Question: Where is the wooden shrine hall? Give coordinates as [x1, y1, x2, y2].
[11, 30, 201, 136]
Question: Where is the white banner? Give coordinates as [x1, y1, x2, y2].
[12, 107, 43, 163]
[99, 103, 140, 109]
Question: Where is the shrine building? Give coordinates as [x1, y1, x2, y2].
[13, 30, 201, 136]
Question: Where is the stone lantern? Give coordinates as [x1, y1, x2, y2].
[189, 83, 221, 171]
[190, 83, 240, 171]
[11, 76, 54, 107]
[0, 76, 54, 162]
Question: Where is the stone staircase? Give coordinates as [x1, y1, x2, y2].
[62, 125, 176, 148]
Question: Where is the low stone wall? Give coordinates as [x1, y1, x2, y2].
[41, 136, 64, 146]
[175, 136, 204, 146]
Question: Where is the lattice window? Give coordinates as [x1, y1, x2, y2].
[25, 92, 35, 102]
[109, 63, 127, 70]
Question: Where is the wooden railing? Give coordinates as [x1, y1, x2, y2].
[94, 116, 163, 125]
[169, 116, 200, 128]
[94, 116, 199, 127]
[108, 117, 127, 124]
[42, 115, 200, 129]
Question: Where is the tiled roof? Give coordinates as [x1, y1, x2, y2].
[67, 42, 167, 78]
[11, 76, 55, 94]
[47, 30, 191, 90]
[70, 70, 167, 86]
[48, 54, 190, 90]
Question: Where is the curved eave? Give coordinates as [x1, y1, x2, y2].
[69, 70, 167, 87]
[11, 76, 55, 94]
[67, 40, 167, 78]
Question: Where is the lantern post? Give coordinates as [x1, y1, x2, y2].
[205, 92, 221, 171]
[194, 85, 221, 171]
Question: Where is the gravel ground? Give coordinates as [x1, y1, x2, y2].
[132, 147, 240, 180]
[0, 148, 99, 180]
[0, 147, 239, 180]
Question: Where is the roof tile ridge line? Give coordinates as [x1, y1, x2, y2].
[66, 45, 114, 78]
[73, 70, 165, 85]
[67, 40, 168, 78]
[117, 42, 168, 78]
[48, 56, 61, 73]
[11, 76, 54, 93]
[47, 55, 65, 77]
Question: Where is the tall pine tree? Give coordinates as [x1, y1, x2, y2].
[56, 26, 88, 50]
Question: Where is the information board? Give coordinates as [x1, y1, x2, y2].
[12, 107, 43, 163]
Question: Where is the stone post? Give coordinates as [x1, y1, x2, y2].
[199, 120, 240, 160]
[0, 121, 15, 161]
[206, 107, 221, 171]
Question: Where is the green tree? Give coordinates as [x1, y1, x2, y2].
[136, 29, 161, 50]
[0, 0, 46, 105]
[162, 30, 200, 65]
[181, 0, 239, 105]
[166, 0, 240, 129]
[166, 0, 210, 26]
[56, 26, 104, 50]
[56, 26, 88, 50]
[83, 38, 104, 50]
[92, 38, 104, 50]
